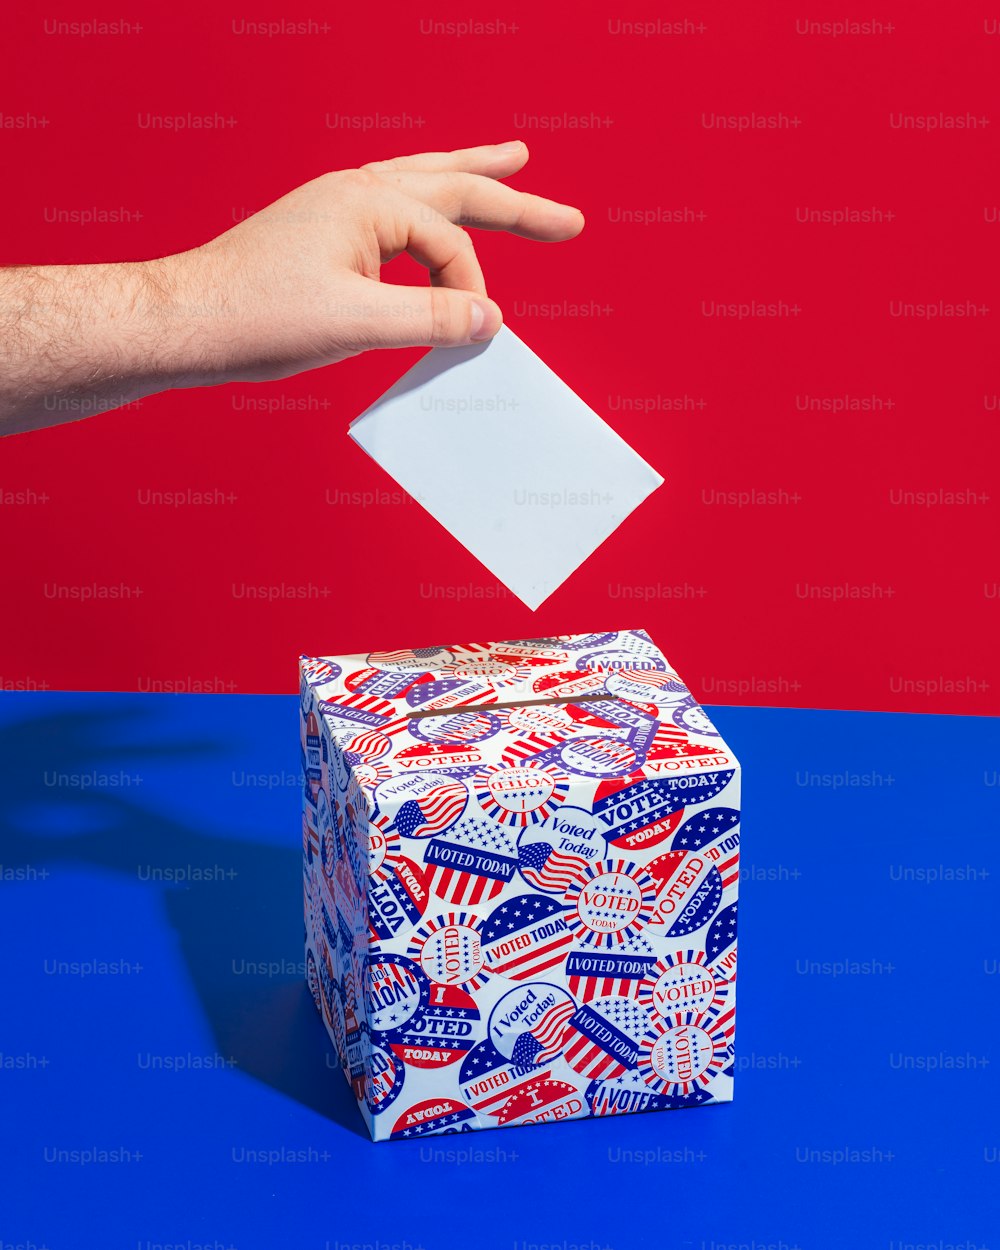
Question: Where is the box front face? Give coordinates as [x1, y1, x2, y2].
[301, 631, 740, 1140]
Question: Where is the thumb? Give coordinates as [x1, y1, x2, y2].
[351, 280, 503, 350]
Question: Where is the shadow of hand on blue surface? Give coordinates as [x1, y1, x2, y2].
[0, 700, 368, 1139]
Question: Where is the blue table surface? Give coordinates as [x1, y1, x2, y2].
[1, 692, 997, 1250]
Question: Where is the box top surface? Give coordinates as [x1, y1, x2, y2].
[300, 630, 739, 817]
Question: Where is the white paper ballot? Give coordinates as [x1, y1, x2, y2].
[349, 327, 663, 610]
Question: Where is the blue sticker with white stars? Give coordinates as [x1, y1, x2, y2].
[585, 1068, 715, 1116]
[481, 893, 575, 982]
[671, 695, 722, 738]
[669, 808, 740, 853]
[705, 901, 738, 980]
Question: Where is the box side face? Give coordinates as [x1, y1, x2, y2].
[299, 664, 375, 1139]
[316, 633, 742, 1141]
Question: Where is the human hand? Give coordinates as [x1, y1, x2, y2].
[168, 140, 583, 382]
[0, 141, 583, 434]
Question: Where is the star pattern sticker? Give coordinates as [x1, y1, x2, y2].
[591, 995, 649, 1040]
[706, 901, 738, 959]
[672, 808, 740, 850]
[481, 892, 564, 942]
[450, 812, 517, 855]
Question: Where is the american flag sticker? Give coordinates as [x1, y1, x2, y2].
[516, 805, 604, 894]
[561, 995, 651, 1080]
[565, 931, 657, 1001]
[488, 982, 577, 1068]
[374, 771, 469, 839]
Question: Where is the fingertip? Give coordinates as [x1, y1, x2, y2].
[469, 296, 503, 342]
[563, 206, 586, 238]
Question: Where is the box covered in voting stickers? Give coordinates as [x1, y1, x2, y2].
[298, 629, 741, 1141]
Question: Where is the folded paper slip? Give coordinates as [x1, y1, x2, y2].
[299, 629, 741, 1141]
[349, 327, 663, 610]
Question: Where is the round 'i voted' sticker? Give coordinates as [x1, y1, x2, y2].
[558, 735, 638, 779]
[496, 1078, 587, 1129]
[318, 789, 339, 879]
[306, 948, 321, 1014]
[638, 950, 730, 1023]
[407, 707, 502, 747]
[390, 1097, 476, 1139]
[503, 701, 574, 739]
[365, 953, 427, 1034]
[575, 636, 667, 674]
[367, 855, 430, 944]
[367, 824, 400, 885]
[605, 668, 689, 706]
[301, 657, 342, 688]
[645, 850, 724, 940]
[365, 1042, 405, 1116]
[563, 859, 658, 948]
[386, 981, 481, 1071]
[487, 982, 577, 1068]
[474, 763, 570, 828]
[407, 913, 489, 992]
[374, 772, 469, 839]
[639, 1015, 731, 1097]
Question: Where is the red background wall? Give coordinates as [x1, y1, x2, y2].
[2, 0, 998, 713]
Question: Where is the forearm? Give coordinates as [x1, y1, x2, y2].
[0, 258, 209, 436]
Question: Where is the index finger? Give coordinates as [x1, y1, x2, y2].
[363, 140, 530, 179]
